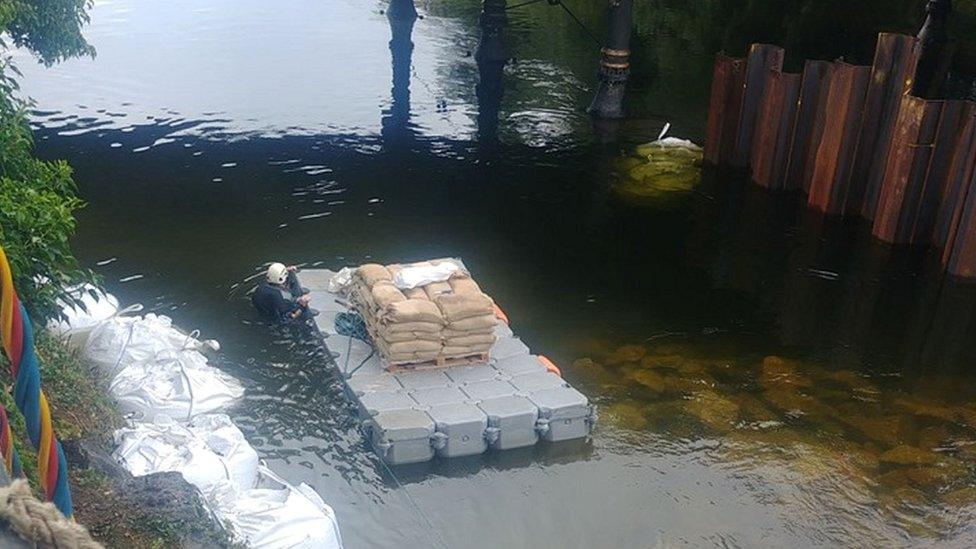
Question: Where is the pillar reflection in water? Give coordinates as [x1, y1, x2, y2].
[476, 0, 508, 143]
[382, 0, 418, 145]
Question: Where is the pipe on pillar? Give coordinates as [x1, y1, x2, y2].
[912, 0, 953, 99]
[588, 0, 634, 119]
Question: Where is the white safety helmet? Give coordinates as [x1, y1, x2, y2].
[266, 262, 288, 285]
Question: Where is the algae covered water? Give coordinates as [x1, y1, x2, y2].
[12, 0, 976, 546]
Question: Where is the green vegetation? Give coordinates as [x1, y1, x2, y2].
[1, 0, 95, 65]
[0, 0, 97, 321]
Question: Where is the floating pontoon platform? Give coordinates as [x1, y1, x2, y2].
[301, 269, 596, 465]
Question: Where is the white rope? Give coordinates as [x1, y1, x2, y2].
[0, 480, 103, 548]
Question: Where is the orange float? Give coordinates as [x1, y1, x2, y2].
[537, 355, 561, 377]
[493, 303, 509, 325]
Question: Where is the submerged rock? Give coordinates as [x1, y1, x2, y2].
[572, 358, 613, 384]
[731, 394, 780, 423]
[760, 356, 813, 390]
[916, 425, 951, 451]
[838, 412, 907, 447]
[684, 390, 740, 432]
[902, 464, 967, 488]
[663, 374, 713, 394]
[825, 369, 878, 393]
[605, 401, 649, 431]
[942, 486, 976, 507]
[629, 369, 667, 393]
[893, 396, 959, 424]
[763, 389, 835, 419]
[639, 354, 684, 370]
[879, 445, 941, 466]
[605, 345, 647, 366]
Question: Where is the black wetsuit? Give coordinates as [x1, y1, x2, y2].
[251, 272, 305, 320]
[252, 282, 299, 320]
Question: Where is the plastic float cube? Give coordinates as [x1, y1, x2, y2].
[461, 379, 518, 402]
[509, 371, 567, 393]
[368, 409, 435, 464]
[529, 386, 594, 442]
[445, 364, 501, 385]
[478, 395, 540, 450]
[490, 336, 531, 362]
[428, 403, 489, 458]
[409, 386, 468, 407]
[493, 354, 548, 377]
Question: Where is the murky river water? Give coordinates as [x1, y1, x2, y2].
[12, 0, 976, 546]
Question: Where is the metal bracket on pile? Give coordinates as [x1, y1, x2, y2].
[484, 427, 501, 445]
[430, 432, 448, 451]
[586, 405, 598, 426]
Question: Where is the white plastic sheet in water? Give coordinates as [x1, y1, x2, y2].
[109, 348, 243, 421]
[46, 283, 120, 349]
[113, 414, 259, 493]
[208, 466, 343, 549]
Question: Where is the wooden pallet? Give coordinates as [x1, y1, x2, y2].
[385, 352, 490, 373]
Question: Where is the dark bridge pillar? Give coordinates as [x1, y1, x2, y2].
[588, 0, 634, 119]
[912, 0, 952, 99]
[382, 0, 417, 144]
[477, 0, 509, 141]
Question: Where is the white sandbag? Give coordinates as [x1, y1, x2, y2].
[389, 258, 467, 289]
[46, 283, 121, 348]
[327, 266, 355, 294]
[207, 466, 343, 549]
[109, 348, 243, 421]
[84, 313, 219, 377]
[113, 414, 258, 493]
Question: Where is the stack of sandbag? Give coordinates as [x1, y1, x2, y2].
[346, 259, 497, 364]
[349, 264, 445, 363]
[437, 277, 496, 357]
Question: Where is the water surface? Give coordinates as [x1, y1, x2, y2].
[13, 0, 976, 546]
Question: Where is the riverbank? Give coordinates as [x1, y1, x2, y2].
[0, 330, 235, 548]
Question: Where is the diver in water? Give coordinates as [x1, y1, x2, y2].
[251, 262, 316, 321]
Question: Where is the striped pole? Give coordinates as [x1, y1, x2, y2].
[0, 247, 73, 517]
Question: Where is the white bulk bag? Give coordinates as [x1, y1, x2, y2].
[47, 283, 121, 349]
[85, 313, 220, 377]
[187, 414, 260, 492]
[109, 348, 243, 421]
[113, 415, 258, 493]
[207, 466, 343, 549]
